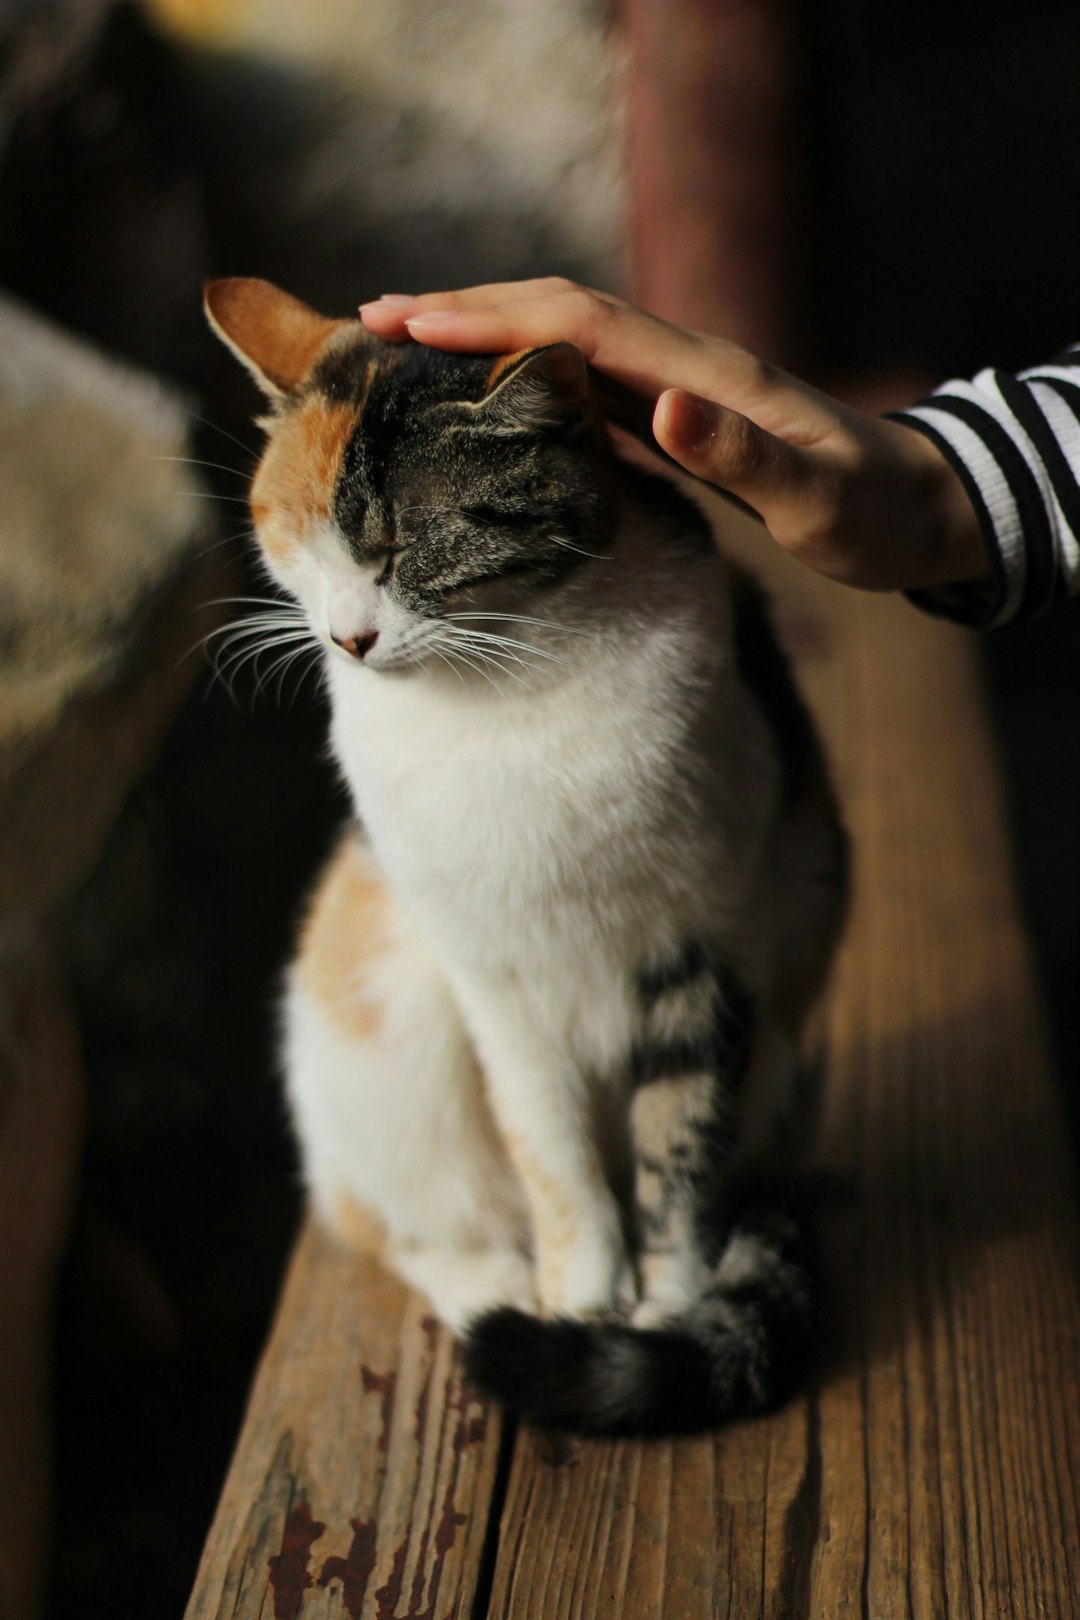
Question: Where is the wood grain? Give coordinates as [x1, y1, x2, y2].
[182, 1219, 505, 1620]
[484, 527, 1080, 1619]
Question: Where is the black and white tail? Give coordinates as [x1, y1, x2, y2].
[462, 1201, 818, 1437]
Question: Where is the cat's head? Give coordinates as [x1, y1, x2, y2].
[205, 277, 613, 674]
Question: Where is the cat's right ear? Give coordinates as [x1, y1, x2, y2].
[204, 278, 347, 398]
[480, 343, 591, 434]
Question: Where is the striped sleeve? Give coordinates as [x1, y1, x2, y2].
[890, 344, 1080, 626]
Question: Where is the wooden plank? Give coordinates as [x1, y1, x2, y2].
[183, 1219, 505, 1620]
[485, 522, 1080, 1619]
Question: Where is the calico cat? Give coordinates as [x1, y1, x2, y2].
[205, 277, 849, 1436]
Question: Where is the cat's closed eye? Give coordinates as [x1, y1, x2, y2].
[373, 550, 398, 588]
[461, 505, 535, 530]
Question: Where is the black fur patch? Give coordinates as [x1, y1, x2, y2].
[313, 334, 613, 613]
[632, 949, 755, 1087]
[464, 1308, 719, 1436]
[462, 1190, 818, 1437]
[637, 940, 712, 1001]
[309, 341, 375, 406]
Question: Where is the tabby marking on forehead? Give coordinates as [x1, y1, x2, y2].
[250, 398, 361, 562]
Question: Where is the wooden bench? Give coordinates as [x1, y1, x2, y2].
[183, 502, 1080, 1620]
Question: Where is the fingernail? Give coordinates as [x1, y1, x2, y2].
[358, 295, 414, 316]
[661, 389, 716, 451]
[405, 310, 457, 327]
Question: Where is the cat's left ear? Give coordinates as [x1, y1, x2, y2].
[204, 278, 349, 398]
[480, 343, 590, 434]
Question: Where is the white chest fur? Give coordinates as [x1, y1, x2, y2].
[324, 571, 772, 1011]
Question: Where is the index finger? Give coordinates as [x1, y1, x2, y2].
[366, 284, 730, 404]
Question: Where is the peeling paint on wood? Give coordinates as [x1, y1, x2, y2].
[268, 1501, 325, 1620]
[183, 1227, 502, 1620]
[317, 1518, 378, 1618]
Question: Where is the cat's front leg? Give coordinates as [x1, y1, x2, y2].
[461, 996, 635, 1320]
[629, 943, 759, 1326]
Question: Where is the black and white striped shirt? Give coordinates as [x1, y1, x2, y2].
[892, 345, 1080, 626]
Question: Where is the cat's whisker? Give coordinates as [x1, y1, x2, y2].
[183, 410, 261, 464]
[267, 639, 327, 709]
[196, 605, 309, 652]
[195, 619, 309, 657]
[288, 646, 329, 708]
[207, 616, 309, 636]
[446, 626, 569, 669]
[204, 594, 298, 610]
[208, 649, 269, 703]
[428, 643, 467, 688]
[209, 631, 315, 700]
[446, 611, 587, 637]
[446, 636, 532, 690]
[430, 622, 508, 680]
[551, 533, 610, 561]
[179, 490, 253, 506]
[438, 640, 509, 693]
[215, 632, 314, 677]
[181, 612, 307, 676]
[196, 526, 255, 559]
[442, 626, 553, 684]
[249, 641, 312, 703]
[153, 454, 254, 481]
[441, 625, 533, 672]
[456, 644, 539, 685]
[201, 609, 309, 633]
[267, 639, 323, 702]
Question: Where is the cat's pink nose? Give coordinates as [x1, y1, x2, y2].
[333, 629, 379, 660]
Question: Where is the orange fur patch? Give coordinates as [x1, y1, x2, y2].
[296, 837, 390, 1041]
[250, 398, 360, 563]
[501, 1128, 580, 1301]
[205, 279, 349, 395]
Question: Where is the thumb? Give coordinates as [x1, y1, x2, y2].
[655, 389, 818, 526]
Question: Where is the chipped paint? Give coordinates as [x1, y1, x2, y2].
[268, 1499, 325, 1620]
[317, 1518, 379, 1619]
[361, 1364, 397, 1455]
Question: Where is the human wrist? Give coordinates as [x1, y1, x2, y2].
[890, 419, 992, 589]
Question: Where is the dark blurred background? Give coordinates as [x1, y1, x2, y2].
[0, 1, 1076, 1614]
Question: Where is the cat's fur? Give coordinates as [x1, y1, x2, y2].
[205, 277, 849, 1435]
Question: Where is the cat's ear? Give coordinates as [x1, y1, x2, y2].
[204, 278, 348, 397]
[480, 343, 590, 433]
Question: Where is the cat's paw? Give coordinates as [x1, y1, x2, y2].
[631, 1297, 677, 1330]
[631, 1251, 708, 1328]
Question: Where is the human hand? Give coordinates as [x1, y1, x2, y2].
[360, 278, 989, 595]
